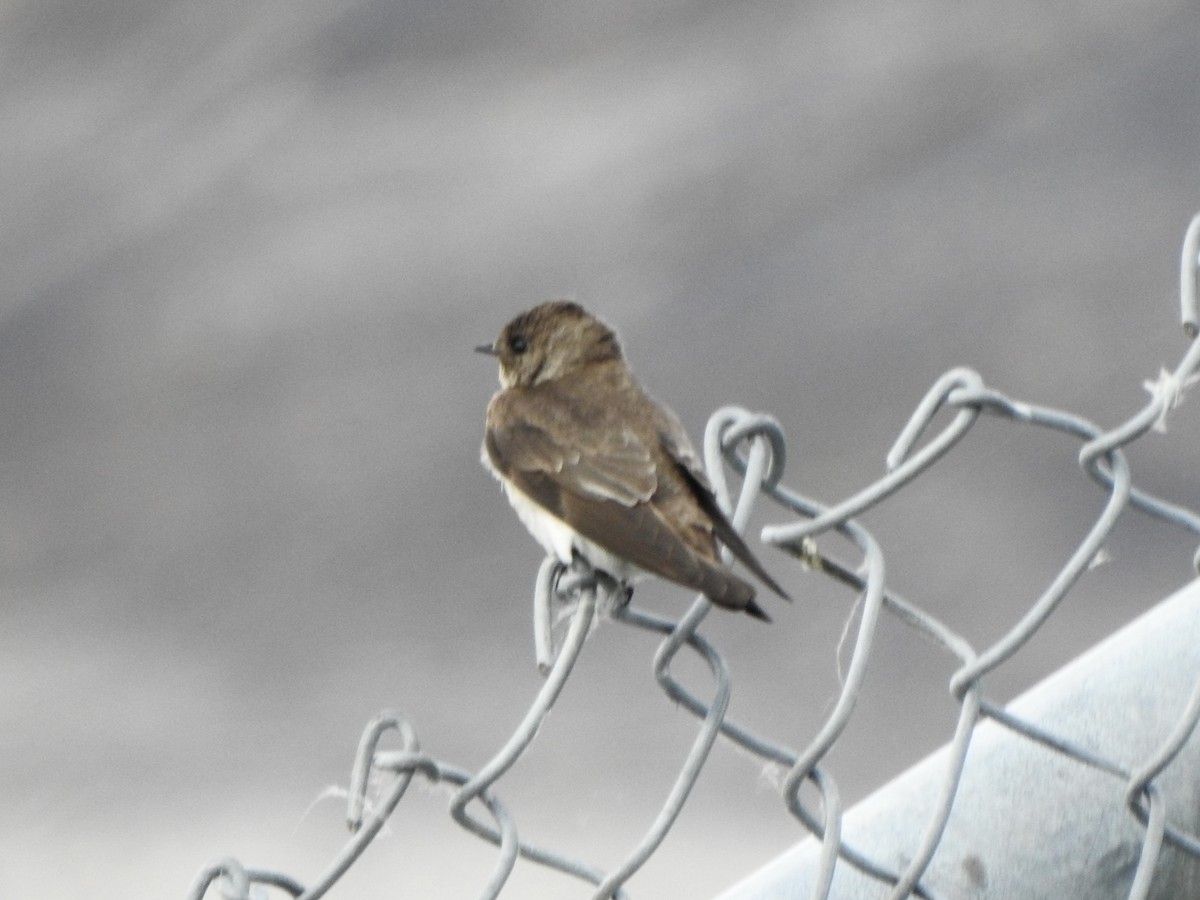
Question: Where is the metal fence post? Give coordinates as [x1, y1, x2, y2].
[716, 580, 1200, 900]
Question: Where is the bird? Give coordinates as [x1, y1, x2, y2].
[477, 300, 789, 621]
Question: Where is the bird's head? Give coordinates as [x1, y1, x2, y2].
[477, 300, 622, 388]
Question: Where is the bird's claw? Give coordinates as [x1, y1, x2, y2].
[552, 553, 630, 610]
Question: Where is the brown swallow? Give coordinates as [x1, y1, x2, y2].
[477, 300, 788, 621]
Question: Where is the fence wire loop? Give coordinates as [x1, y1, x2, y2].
[190, 214, 1200, 899]
[186, 858, 306, 900]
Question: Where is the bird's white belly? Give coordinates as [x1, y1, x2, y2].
[502, 482, 636, 580]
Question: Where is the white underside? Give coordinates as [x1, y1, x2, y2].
[502, 481, 639, 581]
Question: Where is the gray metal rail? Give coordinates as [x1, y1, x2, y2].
[717, 580, 1200, 900]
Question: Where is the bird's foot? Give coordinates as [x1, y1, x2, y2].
[535, 554, 635, 674]
[553, 552, 631, 613]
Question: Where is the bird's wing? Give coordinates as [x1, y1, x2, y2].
[485, 387, 775, 616]
[484, 389, 724, 583]
[653, 403, 714, 490]
[485, 388, 657, 507]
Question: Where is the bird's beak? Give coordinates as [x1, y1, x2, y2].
[475, 342, 498, 356]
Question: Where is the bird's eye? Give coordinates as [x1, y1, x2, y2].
[508, 334, 528, 354]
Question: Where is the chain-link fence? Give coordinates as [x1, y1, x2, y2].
[188, 213, 1200, 900]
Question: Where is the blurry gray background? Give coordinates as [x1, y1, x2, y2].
[3, 1, 1199, 898]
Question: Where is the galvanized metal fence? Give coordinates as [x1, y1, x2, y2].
[188, 213, 1200, 900]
